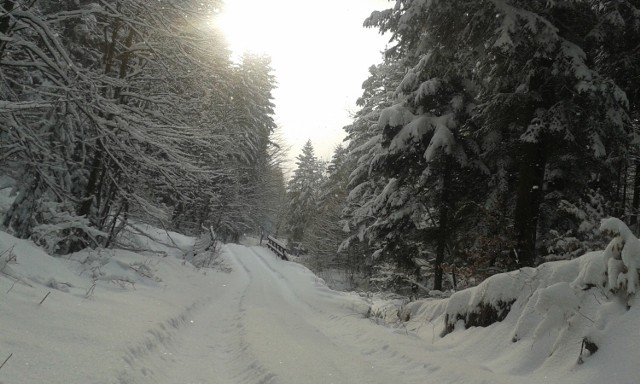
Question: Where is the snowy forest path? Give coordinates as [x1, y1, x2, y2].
[140, 244, 538, 384]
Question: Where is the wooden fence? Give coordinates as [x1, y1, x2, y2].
[266, 235, 289, 261]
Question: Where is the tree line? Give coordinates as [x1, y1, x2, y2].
[0, 0, 284, 253]
[285, 0, 640, 293]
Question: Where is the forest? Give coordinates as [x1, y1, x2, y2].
[2, 0, 640, 295]
[1, 0, 285, 252]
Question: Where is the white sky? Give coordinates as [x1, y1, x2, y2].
[216, 0, 391, 167]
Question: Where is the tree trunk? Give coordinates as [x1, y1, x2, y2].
[433, 156, 451, 291]
[622, 160, 628, 216]
[513, 142, 546, 267]
[113, 29, 135, 101]
[78, 149, 103, 219]
[0, 0, 14, 35]
[0, 0, 15, 59]
[630, 157, 640, 229]
[615, 159, 624, 216]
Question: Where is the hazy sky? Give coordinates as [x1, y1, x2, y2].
[217, 0, 391, 167]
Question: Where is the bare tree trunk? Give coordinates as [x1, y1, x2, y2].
[622, 160, 628, 217]
[630, 157, 640, 229]
[513, 142, 546, 267]
[615, 159, 624, 216]
[0, 0, 14, 34]
[433, 156, 451, 291]
[78, 148, 103, 219]
[0, 0, 16, 59]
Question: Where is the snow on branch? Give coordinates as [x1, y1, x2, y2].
[378, 103, 415, 129]
[600, 218, 640, 295]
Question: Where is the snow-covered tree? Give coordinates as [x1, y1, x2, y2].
[0, 0, 282, 252]
[168, 53, 280, 240]
[338, 0, 635, 290]
[340, 2, 485, 291]
[467, 1, 629, 266]
[303, 145, 350, 270]
[286, 140, 326, 248]
[587, 1, 640, 230]
[339, 60, 404, 281]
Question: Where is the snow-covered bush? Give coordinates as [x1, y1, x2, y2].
[599, 217, 640, 299]
[368, 261, 434, 295]
[31, 201, 107, 254]
[381, 218, 640, 341]
[544, 192, 609, 261]
[441, 269, 524, 336]
[369, 262, 407, 292]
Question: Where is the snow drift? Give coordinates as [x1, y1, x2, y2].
[1, 217, 639, 383]
[396, 218, 639, 382]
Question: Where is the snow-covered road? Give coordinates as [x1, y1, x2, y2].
[136, 244, 535, 384]
[3, 229, 637, 384]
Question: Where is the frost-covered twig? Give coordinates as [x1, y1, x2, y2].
[0, 353, 12, 371]
[0, 271, 33, 288]
[110, 244, 167, 256]
[0, 245, 16, 264]
[119, 222, 180, 251]
[6, 281, 16, 294]
[0, 246, 33, 288]
[38, 291, 51, 305]
[159, 221, 181, 250]
[85, 282, 96, 298]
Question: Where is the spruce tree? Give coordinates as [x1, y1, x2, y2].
[286, 140, 326, 249]
[339, 0, 634, 289]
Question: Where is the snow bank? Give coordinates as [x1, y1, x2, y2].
[0, 228, 217, 384]
[117, 222, 195, 258]
[365, 293, 410, 324]
[2, 217, 639, 383]
[386, 218, 640, 382]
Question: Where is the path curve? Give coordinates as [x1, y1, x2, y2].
[139, 244, 537, 384]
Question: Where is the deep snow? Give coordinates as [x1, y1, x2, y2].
[0, 224, 639, 383]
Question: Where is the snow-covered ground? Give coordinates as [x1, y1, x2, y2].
[1, 222, 639, 383]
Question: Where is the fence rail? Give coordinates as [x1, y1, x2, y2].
[266, 235, 289, 261]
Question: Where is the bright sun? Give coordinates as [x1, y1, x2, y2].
[215, 1, 285, 57]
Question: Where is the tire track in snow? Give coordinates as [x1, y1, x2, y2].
[242, 245, 520, 384]
[246, 247, 325, 314]
[246, 247, 435, 380]
[123, 244, 537, 384]
[117, 245, 280, 384]
[115, 298, 211, 383]
[227, 245, 418, 384]
[249, 246, 371, 320]
[226, 245, 282, 384]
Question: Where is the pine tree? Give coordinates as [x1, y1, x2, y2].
[305, 145, 350, 269]
[339, 0, 634, 289]
[286, 140, 326, 249]
[340, 3, 485, 291]
[339, 60, 404, 281]
[470, 1, 629, 266]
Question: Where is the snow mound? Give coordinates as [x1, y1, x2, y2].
[0, 226, 219, 383]
[117, 222, 195, 258]
[600, 217, 640, 295]
[366, 293, 410, 324]
[395, 218, 639, 382]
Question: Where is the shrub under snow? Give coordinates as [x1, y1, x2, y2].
[394, 217, 639, 372]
